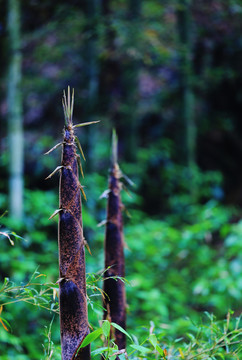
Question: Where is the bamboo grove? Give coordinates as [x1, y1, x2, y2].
[46, 88, 126, 359]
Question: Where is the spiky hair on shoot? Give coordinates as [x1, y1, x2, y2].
[45, 87, 98, 360]
[103, 130, 127, 351]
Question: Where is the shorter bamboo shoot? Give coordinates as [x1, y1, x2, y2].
[103, 131, 126, 350]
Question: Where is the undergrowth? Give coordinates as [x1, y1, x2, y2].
[0, 261, 241, 359]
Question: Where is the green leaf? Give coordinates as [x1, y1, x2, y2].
[130, 344, 150, 354]
[0, 317, 11, 331]
[111, 322, 132, 340]
[156, 345, 164, 356]
[204, 312, 215, 322]
[4, 277, 9, 286]
[179, 348, 185, 359]
[149, 334, 158, 348]
[214, 354, 225, 360]
[0, 210, 7, 219]
[80, 328, 102, 348]
[11, 232, 25, 241]
[102, 320, 111, 339]
[119, 354, 126, 360]
[91, 347, 109, 357]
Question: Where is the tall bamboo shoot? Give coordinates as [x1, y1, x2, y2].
[47, 88, 93, 360]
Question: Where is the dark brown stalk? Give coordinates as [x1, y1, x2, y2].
[59, 88, 90, 360]
[47, 88, 95, 360]
[103, 131, 126, 351]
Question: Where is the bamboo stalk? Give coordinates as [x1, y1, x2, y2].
[103, 130, 126, 351]
[7, 0, 24, 220]
[59, 88, 90, 360]
[46, 87, 97, 360]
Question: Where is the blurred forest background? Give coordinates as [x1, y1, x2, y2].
[0, 0, 242, 358]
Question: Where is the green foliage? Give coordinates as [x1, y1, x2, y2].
[0, 220, 242, 358]
[125, 200, 240, 328]
[42, 317, 61, 360]
[1, 157, 242, 358]
[72, 311, 242, 359]
[0, 272, 58, 314]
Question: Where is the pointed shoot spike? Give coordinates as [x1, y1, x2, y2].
[84, 240, 92, 256]
[97, 219, 107, 227]
[63, 90, 68, 125]
[99, 189, 111, 199]
[62, 87, 74, 125]
[68, 86, 70, 120]
[45, 166, 63, 180]
[71, 88, 74, 123]
[44, 142, 63, 155]
[63, 90, 67, 112]
[121, 172, 135, 187]
[75, 136, 86, 161]
[77, 156, 84, 178]
[73, 120, 100, 128]
[49, 209, 62, 220]
[80, 185, 87, 201]
[62, 98, 67, 125]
